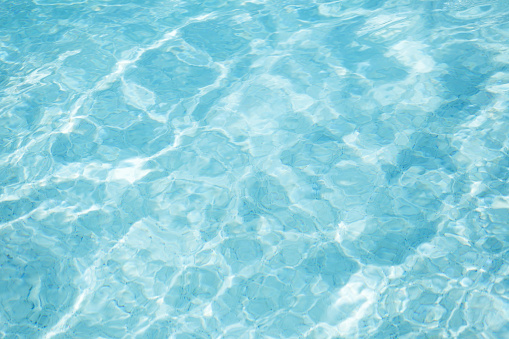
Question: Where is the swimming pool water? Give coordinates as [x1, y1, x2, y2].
[1, 0, 508, 338]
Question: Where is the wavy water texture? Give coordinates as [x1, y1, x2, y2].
[0, 0, 508, 338]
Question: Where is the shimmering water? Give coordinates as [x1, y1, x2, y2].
[1, 0, 508, 338]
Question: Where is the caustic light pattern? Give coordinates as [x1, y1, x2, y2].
[0, 0, 508, 338]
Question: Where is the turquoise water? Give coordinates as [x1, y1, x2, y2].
[1, 0, 508, 338]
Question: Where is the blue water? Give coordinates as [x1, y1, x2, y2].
[1, 0, 508, 338]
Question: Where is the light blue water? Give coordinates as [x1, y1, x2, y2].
[1, 0, 508, 338]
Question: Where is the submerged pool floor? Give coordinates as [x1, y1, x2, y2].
[0, 0, 508, 338]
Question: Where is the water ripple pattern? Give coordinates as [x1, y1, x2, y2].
[1, 0, 508, 338]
